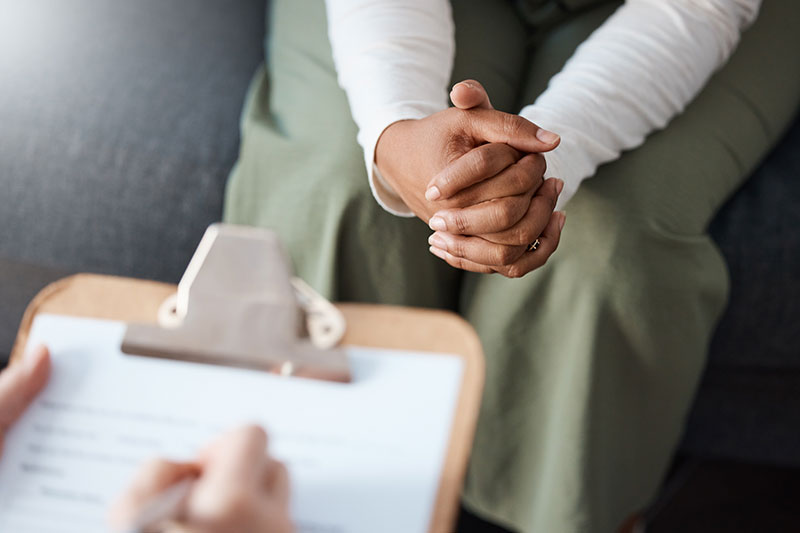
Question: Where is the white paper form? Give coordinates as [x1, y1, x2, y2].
[0, 314, 463, 533]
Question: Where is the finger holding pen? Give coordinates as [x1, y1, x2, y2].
[110, 425, 293, 533]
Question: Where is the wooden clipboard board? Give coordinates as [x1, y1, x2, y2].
[10, 273, 485, 533]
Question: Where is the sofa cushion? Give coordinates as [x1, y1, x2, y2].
[707, 115, 800, 371]
[680, 115, 800, 465]
[0, 0, 265, 283]
[0, 257, 72, 366]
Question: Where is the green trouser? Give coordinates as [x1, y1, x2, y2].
[225, 1, 800, 531]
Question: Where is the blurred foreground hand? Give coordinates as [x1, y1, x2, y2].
[111, 425, 294, 533]
[0, 345, 51, 456]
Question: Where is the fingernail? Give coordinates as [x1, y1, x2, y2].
[425, 186, 441, 201]
[555, 178, 564, 196]
[536, 129, 560, 144]
[429, 246, 447, 260]
[558, 212, 567, 231]
[429, 215, 447, 232]
[428, 233, 447, 250]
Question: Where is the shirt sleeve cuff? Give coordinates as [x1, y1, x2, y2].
[543, 151, 580, 212]
[369, 163, 415, 217]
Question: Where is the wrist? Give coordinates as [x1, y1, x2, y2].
[374, 119, 416, 190]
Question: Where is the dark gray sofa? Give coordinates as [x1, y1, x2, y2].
[1, 0, 798, 522]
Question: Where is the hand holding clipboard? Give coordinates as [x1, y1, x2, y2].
[1, 225, 485, 533]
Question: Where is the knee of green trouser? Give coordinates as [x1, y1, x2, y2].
[465, 192, 732, 412]
[549, 195, 731, 352]
[567, 118, 747, 242]
[462, 202, 732, 533]
[464, 192, 731, 354]
[547, 217, 731, 528]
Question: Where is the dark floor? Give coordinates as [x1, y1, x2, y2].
[457, 458, 800, 533]
[646, 458, 800, 533]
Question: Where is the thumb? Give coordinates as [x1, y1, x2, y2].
[450, 79, 493, 110]
[0, 344, 51, 436]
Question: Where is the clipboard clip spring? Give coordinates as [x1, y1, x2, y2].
[289, 277, 345, 350]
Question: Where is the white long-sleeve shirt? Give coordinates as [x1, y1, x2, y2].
[324, 0, 761, 216]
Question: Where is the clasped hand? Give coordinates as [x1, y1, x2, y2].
[375, 81, 566, 278]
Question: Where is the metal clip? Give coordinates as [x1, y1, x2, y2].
[122, 224, 351, 382]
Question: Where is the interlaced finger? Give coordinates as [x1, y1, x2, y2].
[495, 211, 565, 278]
[426, 143, 520, 201]
[428, 246, 495, 274]
[429, 194, 530, 235]
[448, 153, 545, 207]
[429, 232, 527, 267]
[481, 177, 562, 246]
[466, 108, 560, 154]
[429, 211, 566, 278]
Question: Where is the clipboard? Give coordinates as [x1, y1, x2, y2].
[9, 225, 485, 533]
